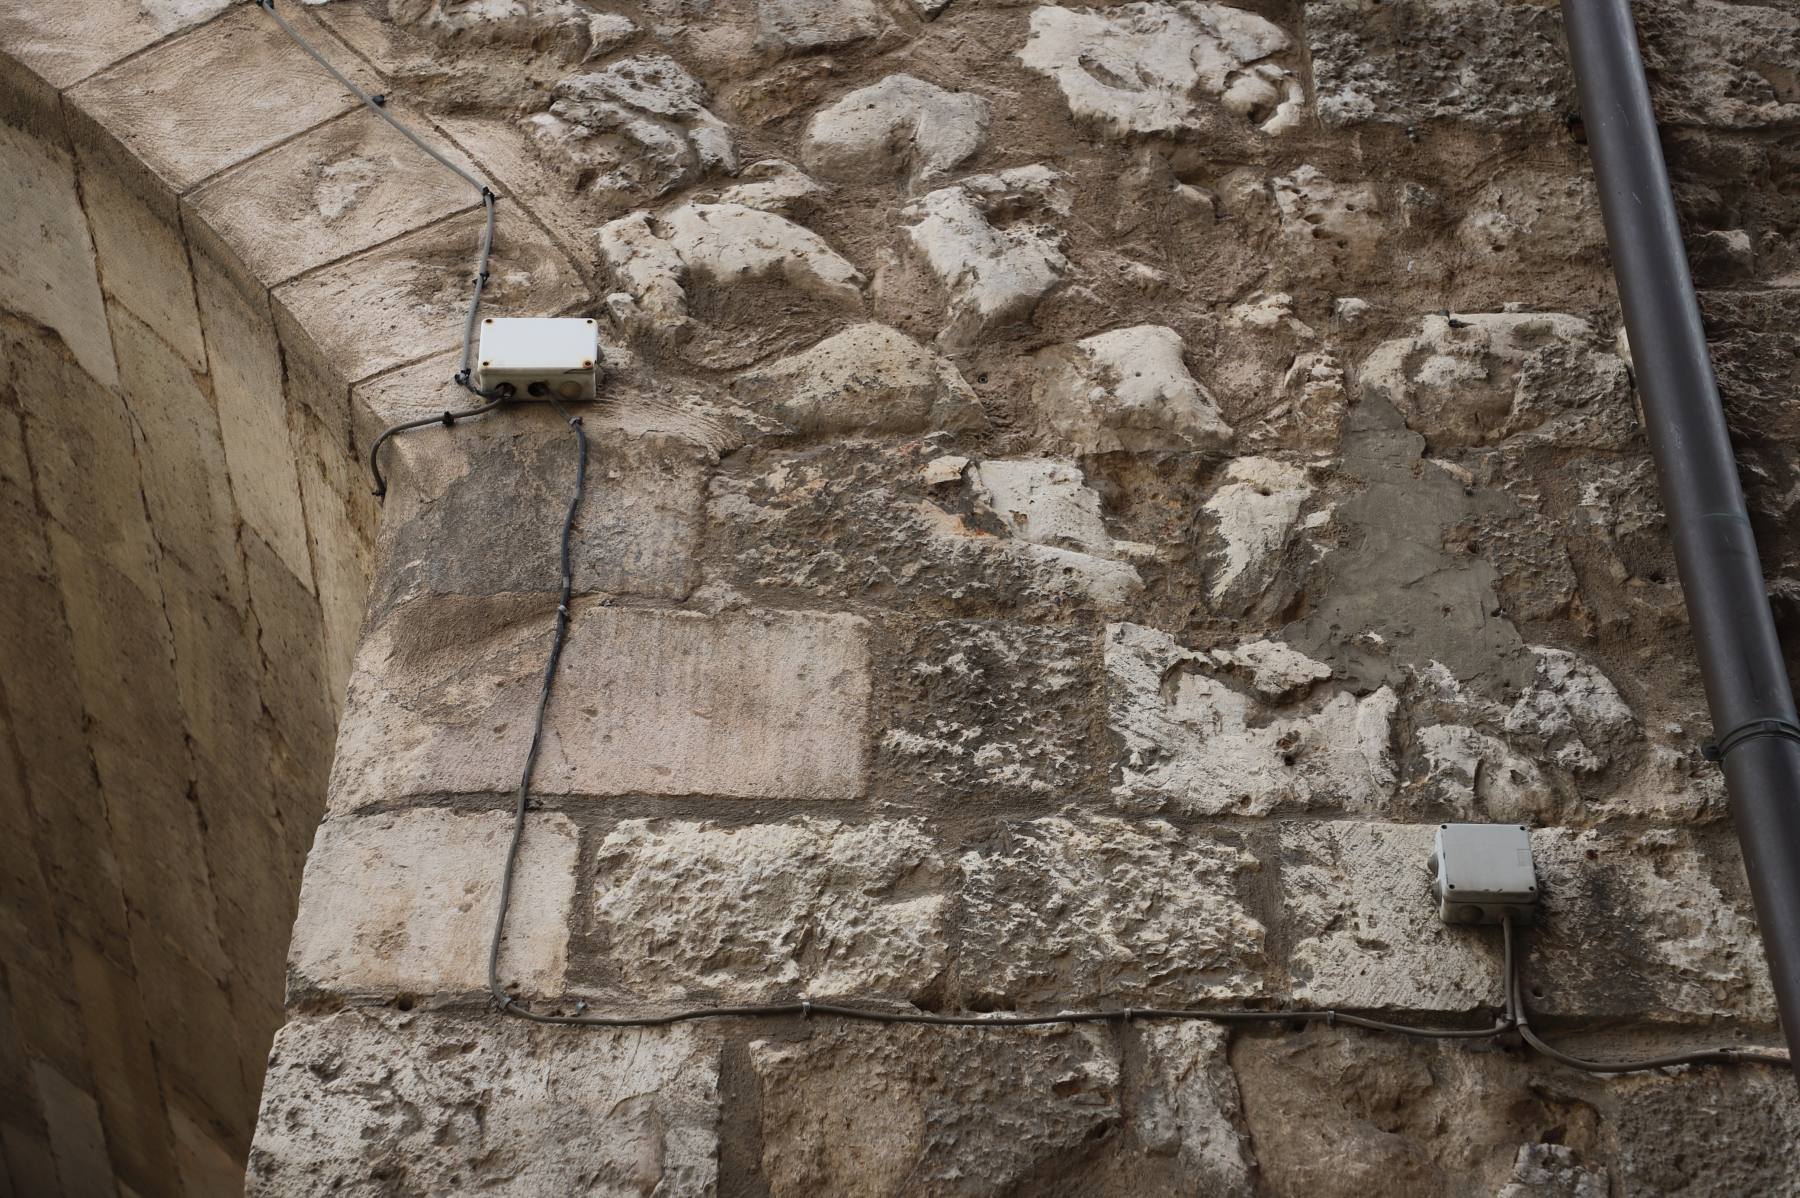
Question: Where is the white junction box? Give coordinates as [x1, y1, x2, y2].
[1430, 823, 1539, 925]
[475, 317, 600, 400]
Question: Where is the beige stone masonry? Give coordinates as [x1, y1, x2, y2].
[66, 5, 374, 192]
[289, 809, 578, 998]
[331, 602, 871, 809]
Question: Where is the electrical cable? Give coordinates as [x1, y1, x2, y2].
[262, 0, 1792, 1074]
[255, 0, 508, 499]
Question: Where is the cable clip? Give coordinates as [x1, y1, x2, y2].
[1325, 1010, 1336, 1027]
[440, 410, 456, 427]
[800, 1000, 813, 1020]
[371, 93, 387, 108]
[1120, 1007, 1135, 1024]
[1700, 717, 1800, 764]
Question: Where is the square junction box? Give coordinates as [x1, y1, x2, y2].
[475, 317, 599, 400]
[1430, 823, 1539, 925]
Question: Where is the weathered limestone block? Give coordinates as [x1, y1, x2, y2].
[755, 0, 889, 58]
[751, 1020, 1255, 1194]
[72, 134, 208, 372]
[1233, 1027, 1599, 1198]
[248, 1010, 718, 1197]
[1607, 1069, 1800, 1194]
[1282, 822, 1775, 1021]
[290, 809, 577, 998]
[394, 0, 636, 63]
[330, 604, 870, 808]
[1360, 312, 1634, 451]
[1281, 821, 1503, 1012]
[1029, 324, 1232, 454]
[372, 422, 709, 611]
[526, 53, 735, 207]
[600, 198, 866, 365]
[878, 621, 1105, 800]
[960, 817, 1264, 1006]
[706, 441, 1143, 612]
[187, 106, 480, 286]
[966, 459, 1149, 601]
[0, 116, 117, 389]
[65, 5, 373, 190]
[0, 0, 230, 89]
[1129, 1024, 1254, 1196]
[731, 322, 986, 436]
[587, 818, 948, 1002]
[899, 165, 1070, 348]
[1200, 456, 1315, 611]
[1307, 0, 1573, 129]
[749, 1024, 1121, 1198]
[1527, 829, 1776, 1022]
[710, 157, 828, 216]
[801, 74, 989, 187]
[1636, 0, 1800, 129]
[275, 207, 588, 385]
[1018, 2, 1304, 137]
[1108, 623, 1398, 817]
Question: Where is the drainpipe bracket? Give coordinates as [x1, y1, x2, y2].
[1701, 718, 1800, 764]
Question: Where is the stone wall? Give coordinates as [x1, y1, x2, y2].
[4, 0, 1800, 1195]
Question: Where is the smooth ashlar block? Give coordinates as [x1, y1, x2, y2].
[329, 603, 871, 810]
[289, 809, 578, 998]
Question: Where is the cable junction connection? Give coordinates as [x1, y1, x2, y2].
[264, 0, 1791, 1078]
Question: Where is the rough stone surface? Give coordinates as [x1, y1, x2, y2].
[1108, 623, 1398, 817]
[899, 165, 1070, 348]
[1030, 324, 1232, 454]
[1307, 0, 1574, 130]
[525, 53, 736, 207]
[7, 0, 1800, 1191]
[959, 817, 1264, 1007]
[330, 604, 871, 808]
[289, 809, 578, 999]
[1019, 2, 1304, 137]
[248, 1010, 718, 1197]
[878, 620, 1105, 800]
[731, 322, 985, 436]
[751, 1020, 1259, 1196]
[802, 74, 989, 187]
[586, 818, 948, 1003]
[706, 440, 1145, 613]
[1361, 312, 1633, 451]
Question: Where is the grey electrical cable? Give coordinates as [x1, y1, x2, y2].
[366, 394, 507, 499]
[255, 0, 507, 499]
[262, 0, 1793, 1074]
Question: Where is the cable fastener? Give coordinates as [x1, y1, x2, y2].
[1701, 718, 1800, 764]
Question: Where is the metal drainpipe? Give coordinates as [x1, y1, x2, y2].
[1561, 0, 1800, 1076]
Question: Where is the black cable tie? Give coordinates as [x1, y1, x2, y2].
[482, 186, 497, 202]
[441, 411, 456, 427]
[371, 93, 387, 108]
[1701, 718, 1800, 764]
[476, 271, 490, 283]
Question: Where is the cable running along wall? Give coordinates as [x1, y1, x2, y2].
[257, 0, 1789, 1078]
